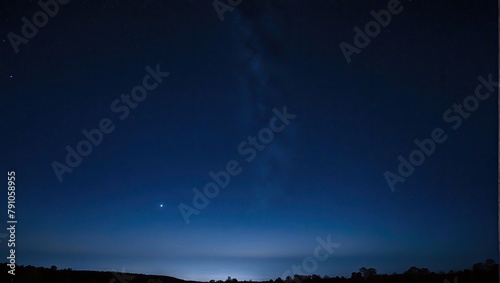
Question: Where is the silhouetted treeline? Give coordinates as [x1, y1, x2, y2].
[0, 258, 497, 283]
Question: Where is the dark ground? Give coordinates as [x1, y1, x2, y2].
[0, 259, 498, 283]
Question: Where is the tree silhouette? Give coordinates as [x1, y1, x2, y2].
[405, 266, 430, 276]
[359, 267, 377, 279]
[473, 258, 498, 272]
[350, 272, 362, 280]
[484, 258, 496, 271]
[472, 262, 485, 272]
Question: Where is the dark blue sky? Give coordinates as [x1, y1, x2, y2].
[1, 0, 497, 281]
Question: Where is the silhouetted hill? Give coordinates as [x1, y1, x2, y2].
[0, 264, 196, 283]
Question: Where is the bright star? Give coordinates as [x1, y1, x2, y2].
[160, 204, 163, 208]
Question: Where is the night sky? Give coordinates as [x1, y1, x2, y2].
[1, 0, 498, 281]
